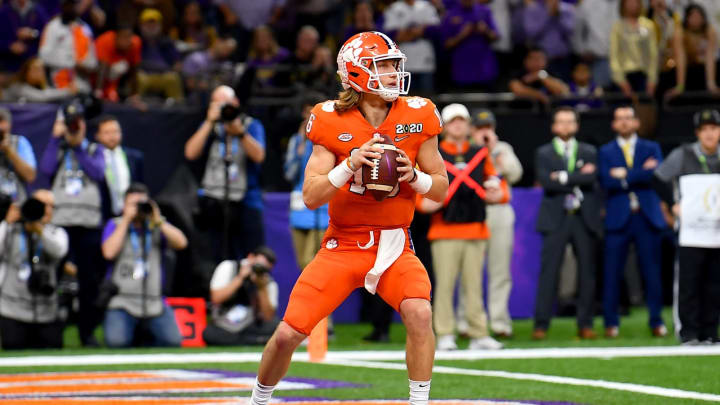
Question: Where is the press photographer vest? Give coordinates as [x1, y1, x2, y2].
[201, 125, 247, 202]
[51, 144, 102, 228]
[106, 218, 164, 318]
[0, 224, 60, 323]
[0, 135, 28, 203]
[440, 145, 488, 223]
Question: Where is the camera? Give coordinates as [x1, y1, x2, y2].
[21, 197, 45, 222]
[220, 103, 245, 123]
[251, 263, 270, 275]
[0, 193, 10, 221]
[137, 201, 154, 216]
[62, 100, 85, 133]
[28, 269, 55, 296]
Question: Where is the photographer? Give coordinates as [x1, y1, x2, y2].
[0, 190, 68, 350]
[39, 100, 106, 347]
[203, 246, 278, 346]
[0, 107, 37, 204]
[184, 85, 266, 261]
[100, 182, 187, 348]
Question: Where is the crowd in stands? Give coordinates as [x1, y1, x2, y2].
[1, 0, 720, 107]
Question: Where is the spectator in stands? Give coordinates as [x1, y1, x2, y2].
[203, 246, 279, 346]
[383, 0, 441, 93]
[39, 101, 106, 347]
[2, 57, 76, 103]
[565, 62, 603, 110]
[215, 0, 285, 61]
[95, 115, 144, 219]
[286, 26, 323, 87]
[469, 109, 523, 339]
[442, 0, 499, 90]
[674, 0, 720, 46]
[284, 94, 328, 273]
[94, 26, 142, 104]
[533, 107, 601, 340]
[646, 0, 680, 100]
[343, 0, 381, 43]
[0, 0, 49, 75]
[573, 0, 619, 89]
[419, 103, 507, 351]
[170, 1, 218, 56]
[182, 37, 237, 102]
[137, 8, 184, 102]
[184, 85, 266, 262]
[0, 108, 36, 205]
[609, 0, 659, 98]
[247, 26, 291, 88]
[509, 47, 569, 105]
[38, 0, 97, 94]
[598, 106, 667, 339]
[483, 0, 518, 83]
[100, 182, 186, 348]
[523, 0, 576, 80]
[0, 190, 68, 350]
[670, 4, 719, 98]
[655, 109, 720, 345]
[115, 0, 175, 36]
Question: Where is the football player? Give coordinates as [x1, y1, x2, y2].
[250, 31, 449, 405]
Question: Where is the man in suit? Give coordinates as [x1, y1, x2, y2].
[533, 106, 602, 340]
[598, 106, 667, 338]
[95, 115, 144, 219]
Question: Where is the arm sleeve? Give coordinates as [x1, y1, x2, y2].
[609, 23, 626, 85]
[627, 142, 664, 185]
[485, 157, 510, 203]
[535, 148, 574, 193]
[422, 100, 444, 139]
[248, 119, 266, 148]
[597, 146, 625, 191]
[654, 147, 683, 182]
[566, 145, 598, 186]
[16, 136, 37, 169]
[101, 220, 116, 243]
[496, 142, 523, 184]
[209, 260, 236, 290]
[74, 143, 106, 181]
[39, 136, 62, 177]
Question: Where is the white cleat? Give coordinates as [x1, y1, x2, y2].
[436, 334, 458, 351]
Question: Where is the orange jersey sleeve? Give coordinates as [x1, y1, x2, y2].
[305, 97, 442, 229]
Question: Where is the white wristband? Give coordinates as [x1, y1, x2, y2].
[409, 169, 432, 195]
[327, 158, 355, 188]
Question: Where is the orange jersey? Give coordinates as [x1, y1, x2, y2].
[306, 96, 443, 229]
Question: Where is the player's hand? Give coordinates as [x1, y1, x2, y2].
[396, 148, 414, 182]
[349, 136, 383, 170]
[580, 163, 596, 174]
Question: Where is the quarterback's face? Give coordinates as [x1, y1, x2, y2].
[373, 59, 399, 89]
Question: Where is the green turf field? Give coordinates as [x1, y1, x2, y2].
[1, 307, 718, 405]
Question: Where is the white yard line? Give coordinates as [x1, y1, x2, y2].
[1, 345, 720, 367]
[320, 359, 720, 403]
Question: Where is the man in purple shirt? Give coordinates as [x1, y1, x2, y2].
[39, 101, 107, 347]
[523, 0, 575, 80]
[0, 0, 49, 73]
[442, 0, 499, 90]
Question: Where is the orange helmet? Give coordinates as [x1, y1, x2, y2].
[337, 31, 411, 101]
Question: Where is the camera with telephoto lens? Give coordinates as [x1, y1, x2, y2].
[62, 100, 85, 133]
[137, 201, 153, 217]
[22, 197, 54, 296]
[251, 263, 270, 275]
[220, 103, 246, 123]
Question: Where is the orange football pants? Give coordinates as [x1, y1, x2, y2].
[283, 226, 432, 336]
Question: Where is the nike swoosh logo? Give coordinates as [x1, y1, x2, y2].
[394, 135, 410, 142]
[418, 384, 429, 388]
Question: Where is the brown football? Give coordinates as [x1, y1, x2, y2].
[362, 134, 399, 201]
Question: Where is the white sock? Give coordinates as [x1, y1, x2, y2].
[409, 379, 431, 405]
[250, 378, 276, 405]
